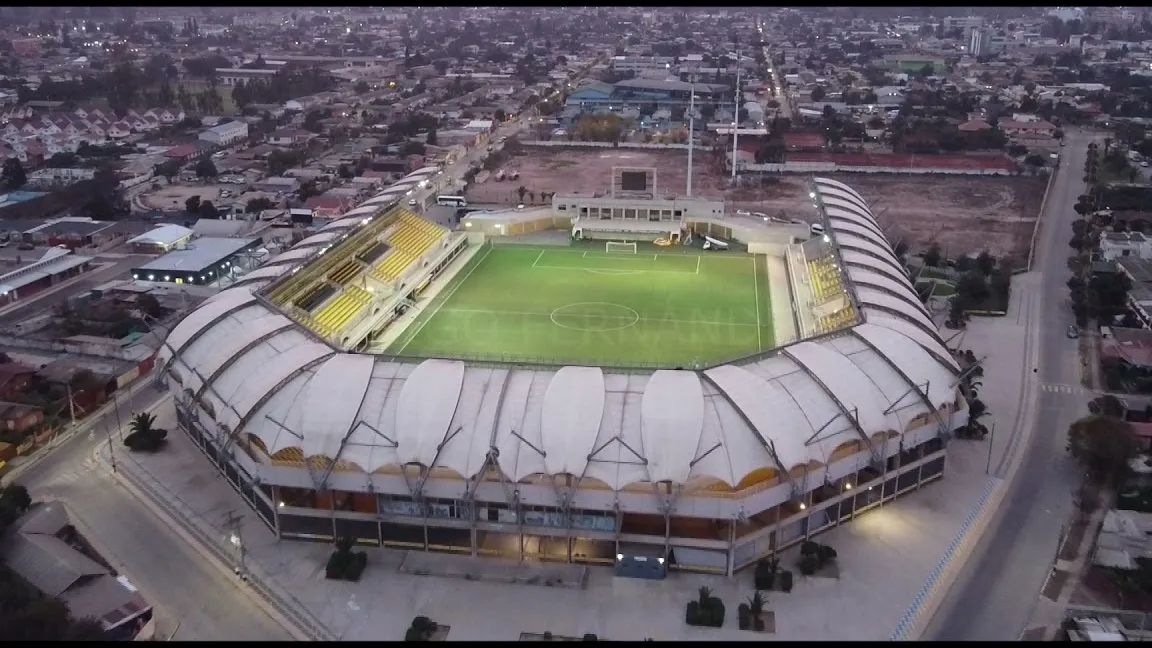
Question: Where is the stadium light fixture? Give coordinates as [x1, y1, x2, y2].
[278, 501, 285, 508]
[799, 502, 806, 510]
[616, 553, 624, 561]
[844, 482, 852, 490]
[809, 192, 816, 198]
[657, 557, 665, 564]
[822, 235, 830, 243]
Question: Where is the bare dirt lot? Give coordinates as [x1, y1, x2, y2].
[467, 148, 1046, 262]
[142, 183, 234, 211]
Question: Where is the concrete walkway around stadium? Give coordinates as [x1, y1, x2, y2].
[94, 315, 1034, 645]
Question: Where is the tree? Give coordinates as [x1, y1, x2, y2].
[246, 197, 276, 213]
[199, 200, 219, 219]
[136, 294, 163, 319]
[185, 195, 201, 214]
[810, 86, 826, 102]
[975, 250, 996, 276]
[155, 159, 181, 183]
[354, 80, 370, 94]
[516, 185, 528, 203]
[1068, 415, 1139, 485]
[337, 164, 354, 179]
[922, 242, 943, 267]
[426, 128, 438, 146]
[494, 109, 507, 122]
[1, 157, 26, 190]
[194, 157, 218, 179]
[956, 270, 991, 307]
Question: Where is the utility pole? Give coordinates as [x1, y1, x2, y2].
[105, 391, 118, 473]
[223, 509, 249, 581]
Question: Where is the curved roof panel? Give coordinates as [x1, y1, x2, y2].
[541, 366, 605, 476]
[395, 359, 466, 467]
[641, 370, 705, 484]
[156, 176, 960, 493]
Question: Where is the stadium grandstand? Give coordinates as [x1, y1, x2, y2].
[157, 176, 969, 575]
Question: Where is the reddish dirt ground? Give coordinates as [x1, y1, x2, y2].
[464, 148, 1046, 262]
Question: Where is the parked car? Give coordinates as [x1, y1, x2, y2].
[1067, 325, 1079, 339]
[17, 242, 34, 250]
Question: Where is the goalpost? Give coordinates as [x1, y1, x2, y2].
[605, 241, 638, 254]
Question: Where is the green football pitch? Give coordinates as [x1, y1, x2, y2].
[386, 245, 775, 368]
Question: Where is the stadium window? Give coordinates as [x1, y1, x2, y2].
[674, 210, 683, 217]
[624, 209, 636, 219]
[580, 207, 588, 215]
[557, 205, 566, 211]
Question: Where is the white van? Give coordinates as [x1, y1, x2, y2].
[810, 223, 825, 236]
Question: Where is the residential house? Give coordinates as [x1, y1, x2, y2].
[267, 128, 315, 146]
[1, 502, 153, 639]
[255, 176, 300, 193]
[999, 119, 1057, 137]
[1101, 231, 1152, 261]
[0, 401, 44, 434]
[0, 363, 37, 401]
[304, 194, 355, 219]
[144, 107, 186, 124]
[106, 122, 133, 139]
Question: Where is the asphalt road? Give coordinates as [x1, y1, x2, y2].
[924, 131, 1099, 640]
[6, 388, 292, 641]
[0, 256, 146, 327]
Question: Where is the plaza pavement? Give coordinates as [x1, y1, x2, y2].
[96, 297, 1036, 642]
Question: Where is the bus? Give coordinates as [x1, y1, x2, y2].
[436, 195, 467, 207]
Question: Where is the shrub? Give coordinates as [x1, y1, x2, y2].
[754, 616, 766, 632]
[404, 627, 426, 641]
[344, 552, 368, 581]
[411, 616, 433, 634]
[800, 540, 819, 556]
[685, 600, 701, 626]
[799, 554, 818, 575]
[737, 603, 751, 630]
[780, 570, 793, 592]
[753, 559, 777, 590]
[707, 597, 725, 627]
[543, 631, 553, 640]
[582, 634, 597, 641]
[816, 544, 837, 567]
[325, 550, 349, 580]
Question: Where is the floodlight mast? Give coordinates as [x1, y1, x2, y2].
[731, 52, 741, 185]
[687, 70, 696, 197]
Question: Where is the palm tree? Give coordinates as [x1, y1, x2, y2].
[748, 591, 765, 617]
[516, 185, 528, 203]
[129, 411, 157, 437]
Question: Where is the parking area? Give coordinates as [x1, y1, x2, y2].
[141, 183, 239, 211]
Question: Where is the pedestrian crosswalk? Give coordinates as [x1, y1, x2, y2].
[1039, 383, 1090, 395]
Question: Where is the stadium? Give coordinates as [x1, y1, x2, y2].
[158, 167, 969, 576]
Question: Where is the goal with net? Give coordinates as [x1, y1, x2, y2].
[605, 241, 638, 254]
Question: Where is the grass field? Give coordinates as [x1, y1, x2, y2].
[386, 245, 775, 368]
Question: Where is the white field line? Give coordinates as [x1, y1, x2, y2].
[395, 246, 494, 354]
[537, 250, 699, 274]
[531, 250, 545, 267]
[439, 306, 760, 328]
[752, 256, 763, 351]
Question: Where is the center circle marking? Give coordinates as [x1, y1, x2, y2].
[549, 302, 640, 332]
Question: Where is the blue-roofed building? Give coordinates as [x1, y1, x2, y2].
[562, 78, 730, 125]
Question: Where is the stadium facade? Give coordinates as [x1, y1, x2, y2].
[159, 176, 968, 575]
